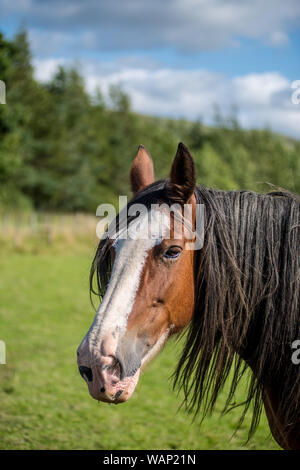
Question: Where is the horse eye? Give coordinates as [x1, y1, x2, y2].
[163, 246, 182, 259]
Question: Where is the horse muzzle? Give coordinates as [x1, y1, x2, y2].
[79, 360, 141, 404]
[77, 331, 144, 403]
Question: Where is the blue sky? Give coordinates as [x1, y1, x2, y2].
[1, 0, 300, 137]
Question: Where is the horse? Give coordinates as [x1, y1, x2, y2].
[77, 143, 300, 450]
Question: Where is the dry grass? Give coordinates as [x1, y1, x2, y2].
[0, 212, 99, 253]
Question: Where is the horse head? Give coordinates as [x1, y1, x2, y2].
[77, 143, 198, 403]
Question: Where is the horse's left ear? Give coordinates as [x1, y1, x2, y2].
[130, 145, 155, 195]
[168, 142, 196, 203]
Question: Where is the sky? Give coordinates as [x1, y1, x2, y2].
[1, 0, 300, 138]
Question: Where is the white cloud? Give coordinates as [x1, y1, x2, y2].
[33, 58, 300, 138]
[33, 58, 68, 81]
[3, 0, 300, 54]
[267, 31, 289, 46]
[233, 73, 290, 107]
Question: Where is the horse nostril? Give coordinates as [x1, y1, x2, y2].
[114, 390, 123, 399]
[100, 387, 105, 393]
[78, 365, 93, 382]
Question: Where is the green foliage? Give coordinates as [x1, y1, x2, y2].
[0, 30, 299, 213]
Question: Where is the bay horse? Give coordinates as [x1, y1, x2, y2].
[77, 143, 300, 449]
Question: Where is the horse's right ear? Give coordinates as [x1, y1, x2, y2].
[130, 145, 155, 195]
[168, 142, 196, 204]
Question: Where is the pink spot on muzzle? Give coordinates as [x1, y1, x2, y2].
[88, 364, 141, 403]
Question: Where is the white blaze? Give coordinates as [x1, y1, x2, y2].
[86, 209, 170, 350]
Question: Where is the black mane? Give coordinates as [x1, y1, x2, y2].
[90, 181, 300, 439]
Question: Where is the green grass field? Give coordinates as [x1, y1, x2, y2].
[0, 251, 280, 450]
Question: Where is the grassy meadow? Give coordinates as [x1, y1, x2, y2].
[0, 28, 297, 451]
[0, 217, 280, 450]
